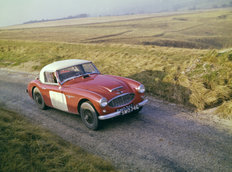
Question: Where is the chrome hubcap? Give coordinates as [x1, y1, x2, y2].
[83, 109, 94, 124]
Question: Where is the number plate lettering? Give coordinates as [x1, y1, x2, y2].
[117, 104, 139, 115]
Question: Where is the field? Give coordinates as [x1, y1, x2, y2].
[0, 107, 116, 171]
[0, 10, 232, 49]
[1, 9, 232, 49]
[0, 9, 232, 118]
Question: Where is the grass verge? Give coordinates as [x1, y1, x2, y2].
[216, 101, 232, 118]
[0, 106, 117, 171]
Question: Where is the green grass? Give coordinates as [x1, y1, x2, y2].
[0, 107, 117, 171]
[0, 9, 232, 49]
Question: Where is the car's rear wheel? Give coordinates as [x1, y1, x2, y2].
[80, 101, 99, 130]
[33, 87, 46, 110]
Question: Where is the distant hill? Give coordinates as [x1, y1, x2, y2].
[22, 0, 232, 25]
[23, 14, 89, 24]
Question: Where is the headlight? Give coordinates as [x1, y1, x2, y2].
[137, 84, 145, 93]
[99, 97, 108, 107]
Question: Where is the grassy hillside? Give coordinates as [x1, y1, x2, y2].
[0, 9, 231, 118]
[0, 107, 116, 171]
[0, 9, 232, 49]
[0, 40, 231, 119]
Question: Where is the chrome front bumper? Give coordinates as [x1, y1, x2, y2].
[98, 99, 148, 120]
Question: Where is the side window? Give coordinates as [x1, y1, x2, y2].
[44, 72, 57, 84]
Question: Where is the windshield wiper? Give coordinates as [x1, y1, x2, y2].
[60, 75, 81, 85]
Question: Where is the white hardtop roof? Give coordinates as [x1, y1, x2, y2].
[41, 59, 90, 72]
[39, 59, 91, 83]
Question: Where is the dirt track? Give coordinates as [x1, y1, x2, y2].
[0, 69, 232, 172]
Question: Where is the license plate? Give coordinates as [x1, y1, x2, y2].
[117, 104, 139, 115]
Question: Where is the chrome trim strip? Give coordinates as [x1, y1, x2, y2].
[98, 111, 121, 120]
[110, 86, 123, 92]
[138, 99, 148, 106]
[98, 99, 148, 120]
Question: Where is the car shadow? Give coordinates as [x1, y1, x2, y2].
[99, 102, 178, 131]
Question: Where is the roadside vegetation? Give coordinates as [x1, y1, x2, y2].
[0, 9, 232, 119]
[0, 107, 117, 171]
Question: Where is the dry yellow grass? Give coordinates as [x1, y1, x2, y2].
[216, 101, 232, 119]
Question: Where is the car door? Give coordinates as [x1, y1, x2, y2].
[42, 72, 69, 112]
[49, 87, 68, 112]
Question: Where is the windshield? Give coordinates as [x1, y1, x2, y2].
[57, 62, 99, 83]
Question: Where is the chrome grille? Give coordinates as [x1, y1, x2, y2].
[108, 93, 135, 107]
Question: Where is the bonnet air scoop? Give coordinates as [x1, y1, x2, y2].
[110, 86, 123, 92]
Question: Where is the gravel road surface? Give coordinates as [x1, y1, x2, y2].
[0, 69, 232, 172]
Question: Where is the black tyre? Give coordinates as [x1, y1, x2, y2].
[80, 101, 100, 130]
[33, 87, 47, 110]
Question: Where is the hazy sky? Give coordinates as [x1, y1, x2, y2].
[0, 0, 227, 27]
[0, 0, 165, 27]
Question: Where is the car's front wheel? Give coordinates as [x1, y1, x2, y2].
[80, 101, 100, 130]
[33, 87, 47, 110]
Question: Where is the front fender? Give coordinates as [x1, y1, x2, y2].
[63, 87, 103, 114]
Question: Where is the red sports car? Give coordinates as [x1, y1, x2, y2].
[27, 59, 148, 130]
